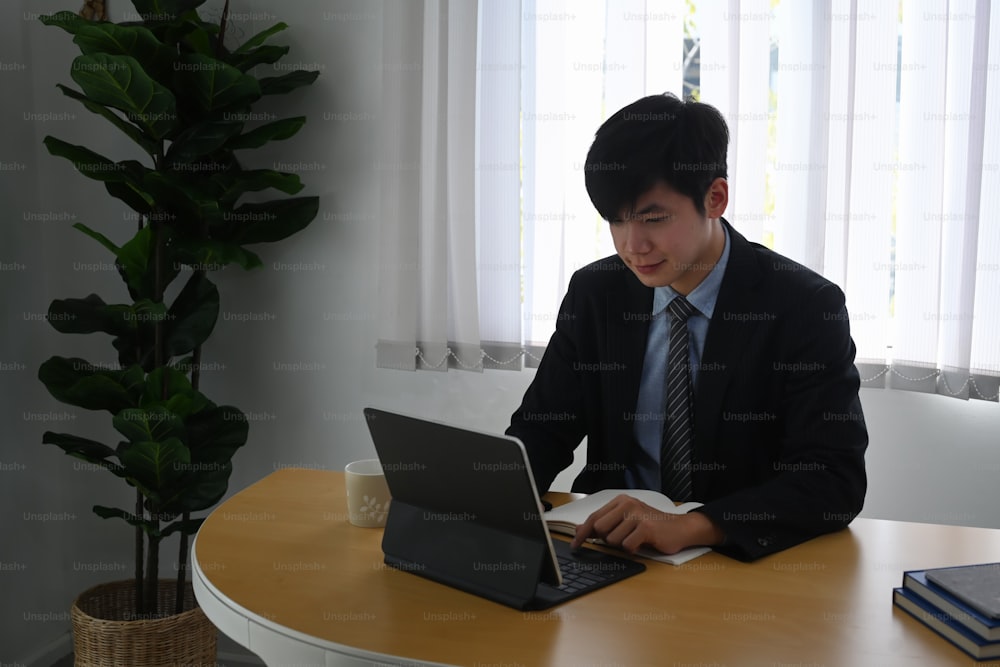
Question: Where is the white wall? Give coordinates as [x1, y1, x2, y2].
[2, 1, 1000, 664]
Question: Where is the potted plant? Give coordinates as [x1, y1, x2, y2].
[37, 1, 319, 663]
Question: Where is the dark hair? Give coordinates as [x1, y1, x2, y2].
[583, 93, 729, 219]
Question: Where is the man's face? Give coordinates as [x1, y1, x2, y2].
[609, 179, 728, 294]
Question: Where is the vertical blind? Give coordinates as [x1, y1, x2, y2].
[375, 0, 1000, 402]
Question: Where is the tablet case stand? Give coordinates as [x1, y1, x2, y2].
[382, 500, 552, 610]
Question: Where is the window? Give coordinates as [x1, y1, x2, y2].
[377, 0, 1000, 402]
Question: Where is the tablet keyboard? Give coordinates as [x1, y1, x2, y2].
[556, 554, 618, 591]
[547, 538, 645, 599]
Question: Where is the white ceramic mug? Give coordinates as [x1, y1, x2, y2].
[345, 459, 391, 527]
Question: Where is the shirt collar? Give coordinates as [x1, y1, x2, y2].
[651, 224, 731, 319]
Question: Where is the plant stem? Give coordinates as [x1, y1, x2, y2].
[152, 217, 165, 383]
[145, 531, 160, 616]
[217, 0, 230, 58]
[134, 212, 147, 617]
[135, 489, 144, 616]
[175, 341, 202, 613]
[150, 195, 167, 616]
[174, 517, 190, 615]
[191, 343, 202, 390]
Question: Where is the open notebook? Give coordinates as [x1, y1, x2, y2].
[543, 488, 712, 565]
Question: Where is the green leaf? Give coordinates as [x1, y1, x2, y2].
[166, 120, 244, 164]
[110, 222, 182, 302]
[56, 84, 158, 157]
[130, 16, 198, 49]
[177, 20, 213, 56]
[43, 136, 124, 182]
[72, 22, 174, 81]
[142, 171, 221, 225]
[142, 366, 194, 405]
[258, 70, 320, 95]
[115, 224, 154, 298]
[72, 223, 120, 255]
[131, 299, 171, 324]
[141, 172, 201, 221]
[234, 197, 320, 245]
[158, 446, 234, 514]
[91, 159, 155, 217]
[106, 300, 170, 368]
[130, 0, 209, 21]
[235, 22, 287, 53]
[104, 181, 155, 216]
[93, 505, 161, 535]
[174, 54, 262, 112]
[229, 45, 290, 72]
[119, 159, 155, 185]
[114, 407, 185, 443]
[165, 272, 219, 355]
[226, 117, 306, 150]
[38, 357, 141, 414]
[211, 169, 304, 203]
[170, 237, 263, 270]
[111, 331, 145, 369]
[47, 295, 132, 336]
[93, 505, 131, 521]
[186, 405, 247, 463]
[121, 364, 148, 399]
[43, 432, 116, 459]
[70, 54, 178, 139]
[163, 389, 212, 419]
[170, 467, 231, 512]
[42, 432, 125, 476]
[39, 11, 92, 35]
[118, 437, 190, 491]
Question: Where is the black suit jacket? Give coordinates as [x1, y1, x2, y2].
[506, 220, 868, 561]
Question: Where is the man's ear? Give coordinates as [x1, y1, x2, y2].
[704, 178, 729, 218]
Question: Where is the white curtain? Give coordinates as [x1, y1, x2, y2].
[376, 0, 1000, 402]
[375, 0, 482, 371]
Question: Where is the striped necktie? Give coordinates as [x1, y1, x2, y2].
[661, 295, 696, 500]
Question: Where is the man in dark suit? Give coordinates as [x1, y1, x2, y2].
[506, 94, 867, 562]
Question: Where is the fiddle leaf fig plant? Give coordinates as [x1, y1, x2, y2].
[38, 0, 319, 616]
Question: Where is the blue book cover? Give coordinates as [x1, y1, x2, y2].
[903, 569, 1000, 642]
[893, 587, 1000, 660]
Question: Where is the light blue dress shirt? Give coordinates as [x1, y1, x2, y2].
[625, 226, 732, 491]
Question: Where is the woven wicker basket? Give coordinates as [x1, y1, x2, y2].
[70, 579, 217, 667]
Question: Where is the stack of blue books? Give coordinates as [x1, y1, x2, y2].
[893, 563, 1000, 660]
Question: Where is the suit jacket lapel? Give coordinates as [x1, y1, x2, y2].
[604, 264, 652, 478]
[695, 220, 764, 489]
